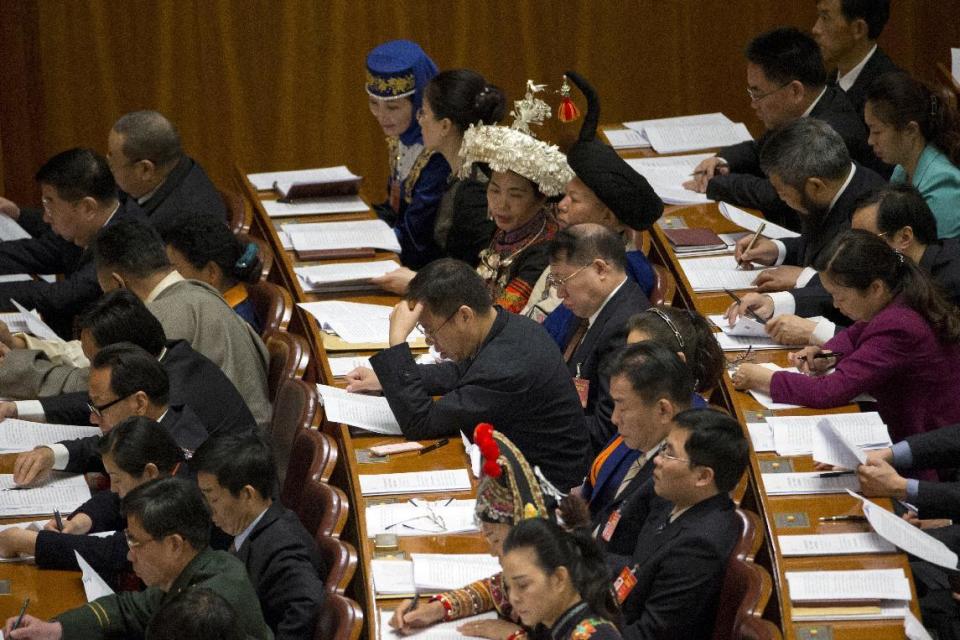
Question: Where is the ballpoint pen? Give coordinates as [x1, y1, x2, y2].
[55, 509, 64, 532]
[818, 471, 855, 478]
[799, 352, 844, 361]
[418, 438, 449, 456]
[12, 596, 29, 630]
[818, 515, 867, 522]
[737, 223, 766, 269]
[723, 288, 769, 326]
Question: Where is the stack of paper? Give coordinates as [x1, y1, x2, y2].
[316, 384, 401, 435]
[359, 470, 472, 496]
[765, 412, 891, 457]
[283, 220, 401, 254]
[710, 313, 828, 352]
[779, 532, 897, 557]
[0, 419, 101, 452]
[248, 165, 360, 191]
[411, 554, 501, 590]
[603, 128, 649, 149]
[294, 260, 399, 293]
[263, 197, 369, 217]
[678, 255, 767, 292]
[372, 559, 416, 596]
[299, 300, 424, 345]
[379, 610, 498, 638]
[718, 202, 800, 239]
[0, 473, 91, 516]
[622, 113, 734, 147]
[747, 423, 775, 451]
[366, 499, 478, 536]
[761, 471, 860, 495]
[327, 356, 372, 377]
[786, 569, 911, 621]
[624, 153, 715, 205]
[743, 363, 804, 410]
[644, 122, 753, 155]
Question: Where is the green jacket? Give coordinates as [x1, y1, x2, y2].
[57, 548, 273, 640]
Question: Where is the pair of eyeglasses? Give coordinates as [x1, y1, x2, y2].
[726, 345, 755, 370]
[546, 264, 589, 291]
[87, 392, 134, 418]
[124, 529, 157, 549]
[645, 307, 685, 350]
[747, 83, 790, 102]
[656, 442, 690, 464]
[415, 309, 459, 340]
[384, 503, 447, 533]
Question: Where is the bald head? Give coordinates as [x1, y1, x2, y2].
[112, 111, 182, 169]
[549, 223, 627, 271]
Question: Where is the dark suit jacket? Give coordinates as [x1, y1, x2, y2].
[41, 339, 257, 437]
[902, 424, 960, 518]
[565, 279, 650, 453]
[837, 47, 901, 126]
[595, 474, 669, 557]
[61, 404, 208, 474]
[781, 162, 888, 268]
[608, 493, 740, 640]
[236, 501, 326, 640]
[707, 86, 871, 229]
[120, 155, 227, 227]
[371, 307, 590, 491]
[0, 206, 140, 338]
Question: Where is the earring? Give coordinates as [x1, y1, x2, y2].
[557, 75, 580, 123]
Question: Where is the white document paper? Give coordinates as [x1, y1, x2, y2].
[0, 418, 101, 451]
[461, 430, 481, 478]
[75, 550, 114, 601]
[812, 419, 869, 469]
[372, 559, 415, 596]
[0, 473, 92, 516]
[746, 363, 803, 410]
[284, 219, 402, 253]
[316, 384, 401, 435]
[786, 568, 912, 602]
[678, 255, 766, 292]
[747, 423, 775, 452]
[10, 300, 62, 341]
[768, 412, 890, 456]
[263, 196, 369, 218]
[761, 471, 860, 495]
[247, 165, 360, 191]
[295, 261, 399, 290]
[603, 128, 649, 149]
[952, 48, 960, 84]
[299, 300, 424, 345]
[379, 609, 498, 639]
[624, 153, 714, 205]
[328, 356, 372, 377]
[714, 332, 784, 352]
[906, 609, 934, 640]
[411, 554, 501, 591]
[851, 492, 960, 570]
[359, 470, 472, 496]
[779, 532, 896, 557]
[709, 313, 767, 338]
[623, 112, 733, 138]
[645, 122, 753, 154]
[0, 214, 31, 242]
[366, 499, 478, 537]
[718, 202, 800, 239]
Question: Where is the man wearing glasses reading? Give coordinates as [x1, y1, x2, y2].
[345, 258, 589, 491]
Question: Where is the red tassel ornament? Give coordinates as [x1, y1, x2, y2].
[474, 422, 502, 477]
[557, 75, 580, 123]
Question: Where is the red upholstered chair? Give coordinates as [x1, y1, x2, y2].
[298, 478, 349, 539]
[313, 593, 363, 640]
[710, 509, 772, 640]
[268, 378, 319, 490]
[247, 281, 293, 339]
[219, 188, 252, 234]
[315, 534, 358, 594]
[264, 331, 311, 403]
[280, 426, 337, 513]
[649, 263, 677, 306]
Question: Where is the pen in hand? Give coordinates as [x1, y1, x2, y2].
[737, 223, 766, 270]
[723, 288, 769, 326]
[798, 351, 844, 362]
[12, 596, 29, 630]
[55, 509, 64, 532]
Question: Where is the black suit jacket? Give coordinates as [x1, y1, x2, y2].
[595, 474, 670, 557]
[0, 206, 140, 338]
[235, 501, 326, 640]
[608, 493, 740, 640]
[565, 280, 650, 453]
[780, 162, 888, 268]
[838, 47, 901, 125]
[901, 424, 960, 518]
[41, 339, 257, 437]
[371, 308, 590, 491]
[61, 405, 208, 474]
[120, 155, 226, 228]
[707, 86, 871, 229]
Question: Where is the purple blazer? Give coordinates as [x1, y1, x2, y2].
[771, 299, 960, 442]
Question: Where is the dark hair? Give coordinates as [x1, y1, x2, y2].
[815, 229, 960, 342]
[865, 71, 960, 166]
[759, 118, 851, 189]
[93, 219, 172, 279]
[839, 0, 890, 40]
[91, 343, 170, 406]
[503, 518, 620, 627]
[78, 289, 166, 356]
[190, 434, 276, 500]
[34, 147, 117, 204]
[627, 306, 725, 393]
[672, 408, 749, 493]
[146, 588, 245, 640]
[122, 477, 211, 550]
[112, 111, 183, 168]
[745, 27, 826, 88]
[406, 258, 493, 317]
[158, 216, 262, 285]
[852, 184, 938, 245]
[601, 341, 694, 407]
[424, 69, 506, 134]
[548, 224, 627, 271]
[98, 416, 184, 476]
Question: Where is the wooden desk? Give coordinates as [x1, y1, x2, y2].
[0, 453, 86, 622]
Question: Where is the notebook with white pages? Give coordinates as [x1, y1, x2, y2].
[678, 255, 767, 292]
[786, 568, 912, 602]
[295, 261, 399, 292]
[284, 219, 402, 254]
[359, 470, 472, 496]
[315, 384, 401, 436]
[624, 154, 714, 205]
[0, 473, 92, 516]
